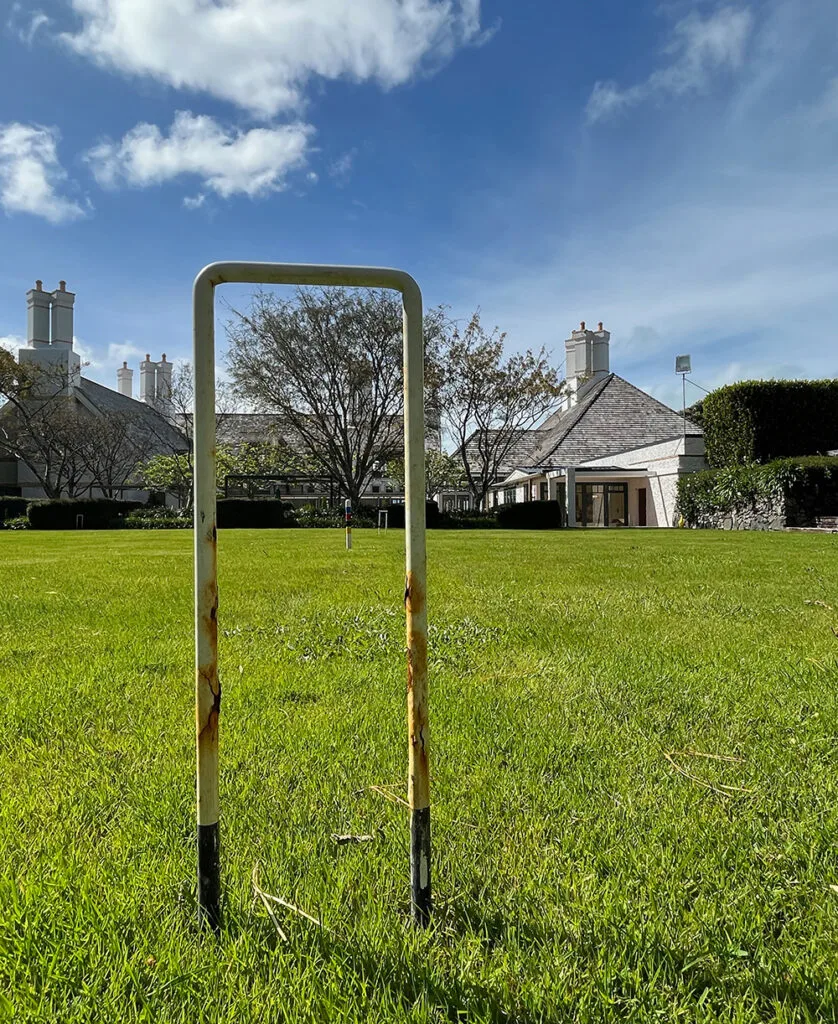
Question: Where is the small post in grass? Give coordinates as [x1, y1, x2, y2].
[377, 508, 388, 532]
[345, 498, 352, 550]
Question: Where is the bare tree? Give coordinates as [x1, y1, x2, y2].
[226, 287, 446, 506]
[440, 312, 564, 509]
[386, 450, 466, 501]
[0, 351, 89, 498]
[79, 410, 156, 498]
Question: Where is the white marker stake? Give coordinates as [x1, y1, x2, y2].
[345, 499, 352, 550]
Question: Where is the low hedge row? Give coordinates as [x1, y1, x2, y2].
[216, 498, 296, 529]
[8, 496, 566, 530]
[496, 499, 562, 530]
[0, 496, 29, 520]
[676, 457, 838, 528]
[28, 498, 144, 530]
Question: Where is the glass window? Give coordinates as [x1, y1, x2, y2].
[504, 487, 516, 504]
[540, 482, 548, 502]
[575, 482, 627, 527]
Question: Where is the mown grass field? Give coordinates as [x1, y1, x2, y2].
[1, 528, 837, 1022]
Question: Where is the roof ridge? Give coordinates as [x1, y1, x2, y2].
[609, 373, 702, 432]
[536, 373, 614, 461]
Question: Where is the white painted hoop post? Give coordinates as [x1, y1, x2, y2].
[192, 262, 430, 931]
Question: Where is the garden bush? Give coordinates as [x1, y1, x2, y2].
[676, 456, 838, 528]
[437, 509, 499, 529]
[1, 515, 30, 530]
[27, 498, 144, 530]
[702, 380, 838, 467]
[496, 499, 562, 529]
[216, 498, 295, 529]
[124, 507, 192, 530]
[379, 501, 440, 529]
[0, 496, 30, 520]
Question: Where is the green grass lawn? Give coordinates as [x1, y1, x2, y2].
[1, 528, 837, 1022]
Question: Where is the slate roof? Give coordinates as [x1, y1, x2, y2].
[525, 373, 702, 469]
[79, 378, 187, 451]
[459, 428, 552, 482]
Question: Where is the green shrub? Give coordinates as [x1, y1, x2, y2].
[496, 500, 562, 530]
[216, 498, 295, 529]
[702, 380, 838, 467]
[124, 507, 192, 529]
[381, 501, 440, 529]
[437, 509, 499, 529]
[676, 457, 838, 527]
[1, 515, 30, 530]
[27, 499, 144, 530]
[0, 496, 29, 520]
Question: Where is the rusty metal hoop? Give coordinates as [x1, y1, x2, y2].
[192, 262, 431, 932]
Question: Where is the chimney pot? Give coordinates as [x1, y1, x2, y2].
[145, 353, 150, 361]
[123, 361, 128, 368]
[598, 322, 603, 331]
[161, 353, 167, 361]
[580, 321, 585, 330]
[35, 280, 42, 291]
[59, 280, 66, 292]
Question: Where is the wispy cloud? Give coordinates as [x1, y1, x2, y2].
[587, 6, 753, 122]
[86, 112, 313, 198]
[0, 123, 86, 224]
[329, 149, 356, 184]
[7, 4, 51, 45]
[62, 0, 487, 118]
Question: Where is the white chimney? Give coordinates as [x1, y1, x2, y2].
[563, 320, 610, 409]
[140, 354, 156, 403]
[19, 280, 81, 394]
[50, 281, 75, 347]
[117, 361, 134, 397]
[26, 280, 50, 347]
[155, 354, 173, 407]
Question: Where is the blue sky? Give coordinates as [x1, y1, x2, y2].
[0, 0, 836, 410]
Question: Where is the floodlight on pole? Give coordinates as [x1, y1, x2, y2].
[675, 354, 692, 439]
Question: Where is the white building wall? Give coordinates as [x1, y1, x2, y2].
[581, 435, 705, 527]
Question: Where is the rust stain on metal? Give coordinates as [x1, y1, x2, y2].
[405, 569, 429, 809]
[404, 571, 425, 615]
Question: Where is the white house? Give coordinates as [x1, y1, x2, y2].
[488, 322, 705, 526]
[0, 281, 185, 500]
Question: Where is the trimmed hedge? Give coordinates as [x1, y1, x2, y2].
[496, 499, 562, 530]
[380, 501, 441, 529]
[676, 457, 838, 528]
[702, 380, 838, 467]
[27, 498, 144, 530]
[0, 496, 29, 521]
[437, 509, 499, 529]
[216, 498, 295, 529]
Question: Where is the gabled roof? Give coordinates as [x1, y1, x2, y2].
[79, 378, 187, 451]
[459, 427, 553, 482]
[529, 373, 702, 468]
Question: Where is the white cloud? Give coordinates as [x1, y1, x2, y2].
[7, 4, 51, 44]
[0, 123, 86, 224]
[587, 6, 753, 122]
[0, 334, 24, 356]
[106, 341, 145, 364]
[329, 149, 356, 183]
[183, 193, 207, 210]
[86, 112, 313, 198]
[62, 0, 484, 118]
